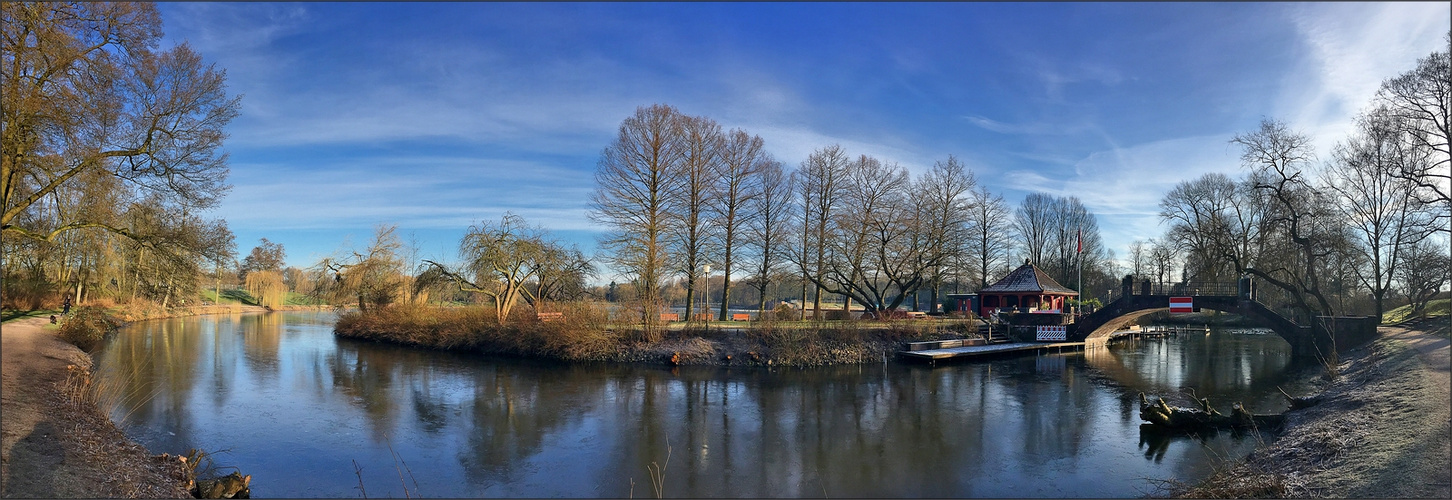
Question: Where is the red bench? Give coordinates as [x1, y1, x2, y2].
[537, 312, 564, 322]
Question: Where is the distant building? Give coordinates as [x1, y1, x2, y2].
[945, 293, 978, 316]
[975, 260, 1078, 317]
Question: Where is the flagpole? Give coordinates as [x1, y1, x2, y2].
[1077, 227, 1082, 314]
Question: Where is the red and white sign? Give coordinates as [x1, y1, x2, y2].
[1037, 325, 1067, 341]
[1169, 297, 1194, 313]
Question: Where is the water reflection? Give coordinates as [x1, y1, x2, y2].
[94, 314, 1308, 498]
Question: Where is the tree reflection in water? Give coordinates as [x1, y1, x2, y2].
[95, 314, 1313, 498]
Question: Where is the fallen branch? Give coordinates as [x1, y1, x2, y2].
[1277, 386, 1323, 410]
[1138, 392, 1284, 430]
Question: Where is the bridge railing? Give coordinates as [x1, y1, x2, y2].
[1136, 281, 1239, 297]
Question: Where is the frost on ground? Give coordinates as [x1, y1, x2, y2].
[1169, 323, 1451, 498]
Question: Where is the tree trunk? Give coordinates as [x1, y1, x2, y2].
[812, 284, 823, 320]
[684, 280, 696, 323]
[162, 276, 173, 308]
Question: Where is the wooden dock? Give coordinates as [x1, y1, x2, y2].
[898, 341, 1085, 361]
[1108, 324, 1209, 342]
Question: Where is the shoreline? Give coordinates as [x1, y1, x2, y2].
[1, 316, 192, 498]
[1, 305, 323, 498]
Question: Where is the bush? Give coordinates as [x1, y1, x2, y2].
[57, 307, 123, 351]
[772, 303, 798, 321]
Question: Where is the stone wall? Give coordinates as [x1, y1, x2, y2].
[1314, 316, 1380, 351]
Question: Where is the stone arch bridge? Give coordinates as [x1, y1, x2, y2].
[1070, 278, 1377, 358]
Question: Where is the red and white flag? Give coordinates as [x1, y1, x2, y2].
[1169, 297, 1193, 314]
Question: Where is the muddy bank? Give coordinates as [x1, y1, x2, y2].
[1, 316, 192, 498]
[1170, 320, 1451, 498]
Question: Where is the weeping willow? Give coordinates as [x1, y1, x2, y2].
[245, 270, 288, 308]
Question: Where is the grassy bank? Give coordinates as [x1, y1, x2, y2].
[1382, 297, 1450, 325]
[333, 303, 974, 366]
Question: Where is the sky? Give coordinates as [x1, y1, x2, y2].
[154, 2, 1450, 282]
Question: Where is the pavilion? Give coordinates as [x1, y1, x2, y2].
[975, 260, 1078, 317]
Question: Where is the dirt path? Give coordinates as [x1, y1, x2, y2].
[1, 317, 189, 498]
[1371, 320, 1451, 499]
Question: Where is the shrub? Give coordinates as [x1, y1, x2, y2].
[0, 275, 59, 310]
[772, 303, 798, 321]
[334, 301, 621, 361]
[57, 307, 123, 351]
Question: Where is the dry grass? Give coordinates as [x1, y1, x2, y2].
[51, 359, 193, 498]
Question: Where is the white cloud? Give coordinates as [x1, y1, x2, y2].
[221, 156, 597, 232]
[1281, 2, 1450, 155]
[1000, 134, 1244, 257]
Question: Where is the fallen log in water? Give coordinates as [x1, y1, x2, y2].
[1138, 392, 1284, 430]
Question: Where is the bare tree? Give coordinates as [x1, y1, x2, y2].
[532, 244, 595, 305]
[915, 155, 975, 312]
[746, 158, 792, 316]
[1232, 118, 1337, 319]
[670, 113, 722, 322]
[1160, 173, 1239, 282]
[1047, 196, 1104, 291]
[710, 129, 766, 320]
[1147, 237, 1177, 286]
[1014, 192, 1055, 267]
[317, 225, 406, 312]
[240, 239, 286, 282]
[791, 145, 850, 319]
[1326, 105, 1436, 320]
[1128, 240, 1148, 278]
[1376, 33, 1451, 220]
[590, 104, 684, 335]
[801, 155, 947, 317]
[425, 213, 548, 324]
[966, 185, 1012, 289]
[1397, 238, 1451, 318]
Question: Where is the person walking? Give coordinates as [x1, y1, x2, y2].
[62, 296, 71, 315]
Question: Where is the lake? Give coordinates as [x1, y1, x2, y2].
[93, 311, 1315, 497]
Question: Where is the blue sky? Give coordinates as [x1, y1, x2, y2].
[155, 2, 1450, 282]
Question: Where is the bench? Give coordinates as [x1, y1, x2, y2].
[732, 313, 751, 321]
[660, 313, 680, 321]
[537, 312, 564, 322]
[905, 311, 928, 320]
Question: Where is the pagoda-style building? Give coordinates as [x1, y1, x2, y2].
[976, 260, 1078, 317]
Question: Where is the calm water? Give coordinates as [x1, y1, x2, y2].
[93, 312, 1315, 498]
